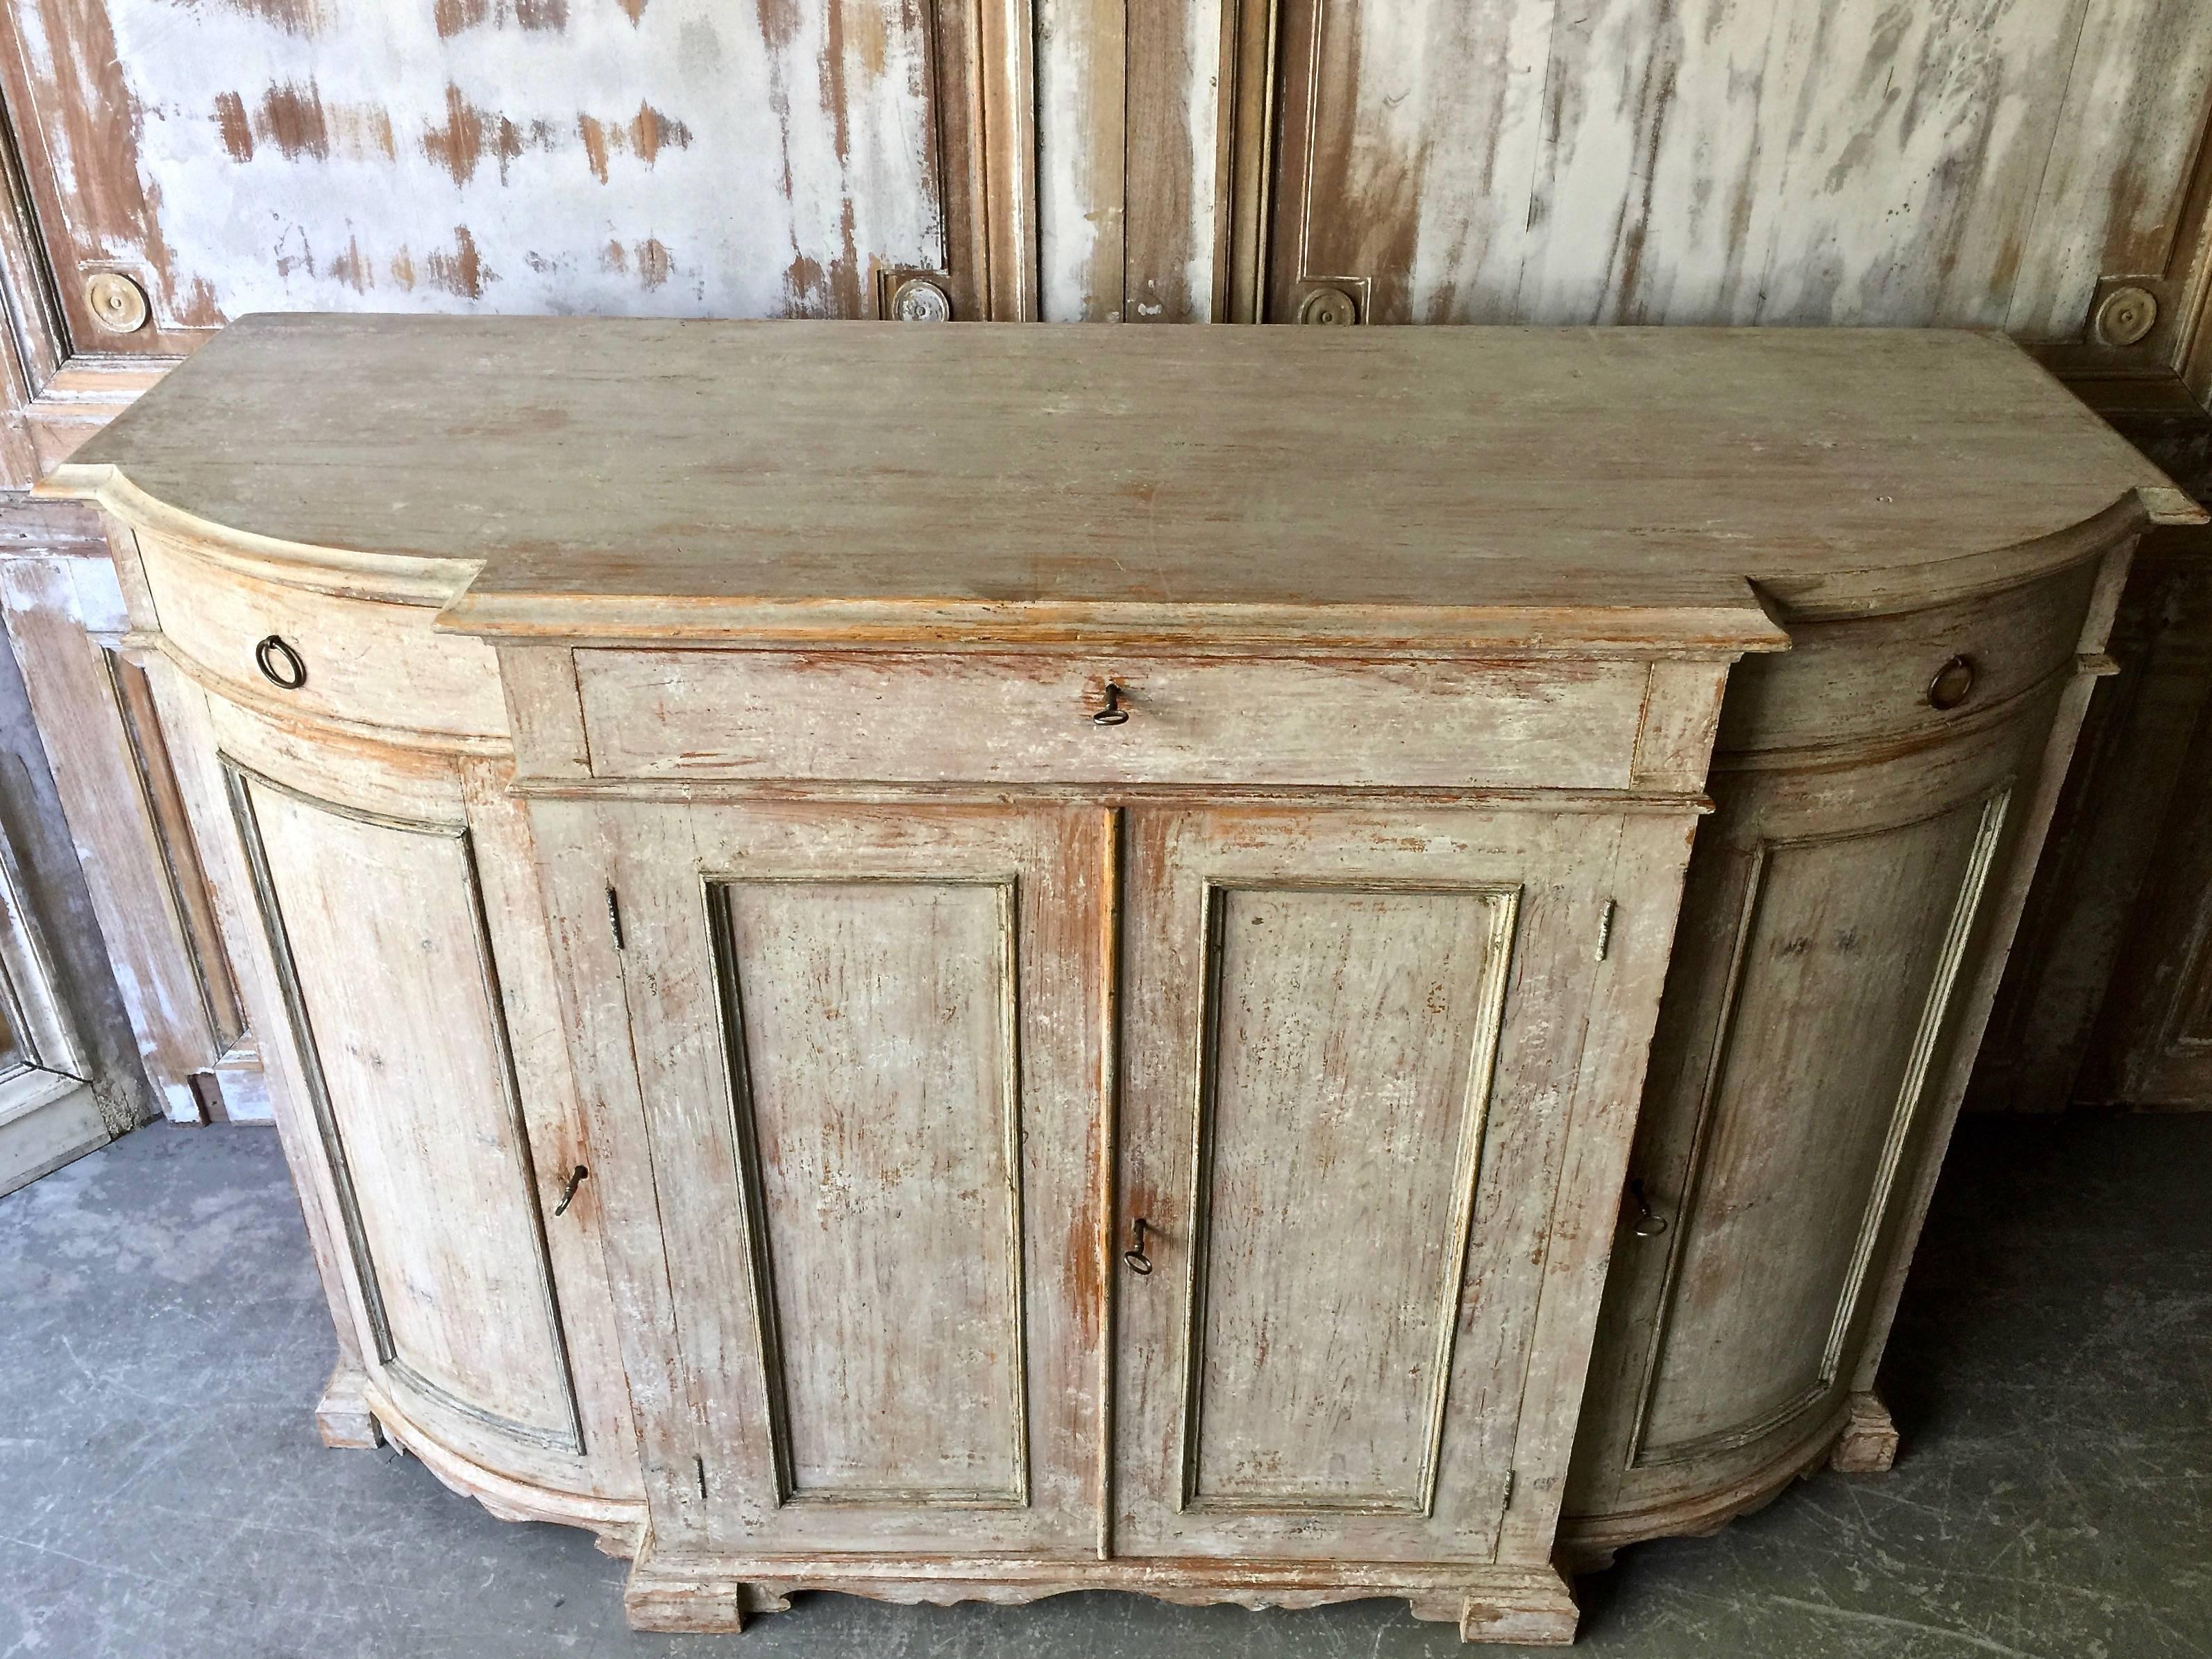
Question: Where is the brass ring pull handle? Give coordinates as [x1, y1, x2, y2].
[1628, 1177, 1669, 1239]
[1122, 1215, 1154, 1275]
[553, 1164, 590, 1217]
[1927, 653, 1975, 711]
[255, 634, 307, 690]
[1092, 683, 1130, 726]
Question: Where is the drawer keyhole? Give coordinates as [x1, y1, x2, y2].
[1092, 682, 1130, 725]
[255, 634, 307, 691]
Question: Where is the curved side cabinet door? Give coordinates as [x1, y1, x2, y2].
[224, 759, 582, 1455]
[1624, 785, 2011, 1467]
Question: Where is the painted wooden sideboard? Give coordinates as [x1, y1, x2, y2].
[38, 317, 2199, 1643]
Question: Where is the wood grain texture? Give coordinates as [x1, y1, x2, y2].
[1037, 0, 1124, 319]
[622, 1542, 1577, 1640]
[1187, 884, 1514, 1513]
[1828, 1391, 1900, 1474]
[1115, 803, 1667, 1567]
[714, 876, 1028, 1504]
[0, 554, 246, 1121]
[1124, 0, 1221, 319]
[229, 765, 582, 1451]
[1631, 791, 2009, 1465]
[573, 650, 1657, 786]
[0, 0, 1044, 331]
[314, 1360, 383, 1451]
[457, 756, 646, 1500]
[1714, 563, 2100, 758]
[536, 798, 1109, 1557]
[4, 0, 2208, 356]
[1189, 0, 2212, 339]
[40, 318, 2197, 646]
[134, 530, 508, 741]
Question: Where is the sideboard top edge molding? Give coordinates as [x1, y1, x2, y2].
[441, 591, 1789, 656]
[37, 461, 485, 607]
[35, 317, 2195, 645]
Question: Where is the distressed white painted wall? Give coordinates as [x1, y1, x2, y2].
[12, 0, 2212, 334]
[1199, 0, 2212, 332]
[1036, 0, 1117, 321]
[103, 0, 947, 321]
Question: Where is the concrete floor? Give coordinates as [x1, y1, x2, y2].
[2, 1115, 2206, 1659]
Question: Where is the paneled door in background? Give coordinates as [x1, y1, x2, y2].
[0, 0, 1039, 358]
[0, 809, 108, 1195]
[1188, 0, 2212, 346]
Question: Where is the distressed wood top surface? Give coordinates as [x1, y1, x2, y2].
[42, 314, 2200, 648]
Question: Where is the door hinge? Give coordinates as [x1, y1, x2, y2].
[607, 885, 625, 950]
[1594, 898, 1616, 961]
[695, 1454, 708, 1502]
[1501, 1469, 1516, 1508]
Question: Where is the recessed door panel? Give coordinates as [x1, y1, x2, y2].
[1632, 792, 2009, 1463]
[226, 763, 580, 1452]
[1118, 805, 1627, 1563]
[711, 877, 1027, 1504]
[1188, 884, 1512, 1512]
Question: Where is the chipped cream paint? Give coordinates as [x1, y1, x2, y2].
[1217, 0, 2212, 334]
[1035, 0, 1111, 320]
[1179, 0, 1220, 321]
[99, 0, 947, 318]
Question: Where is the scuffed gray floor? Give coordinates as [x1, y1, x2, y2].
[3, 1115, 2206, 1658]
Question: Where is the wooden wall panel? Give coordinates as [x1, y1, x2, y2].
[1037, 0, 1124, 319]
[2084, 691, 2212, 1105]
[1167, 0, 2212, 334]
[1, 0, 2209, 339]
[0, 0, 1045, 341]
[2007, 0, 2212, 337]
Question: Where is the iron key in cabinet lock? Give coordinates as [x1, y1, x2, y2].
[553, 1165, 590, 1217]
[1092, 681, 1131, 725]
[1122, 1215, 1154, 1274]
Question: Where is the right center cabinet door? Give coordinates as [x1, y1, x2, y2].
[1115, 805, 1660, 1563]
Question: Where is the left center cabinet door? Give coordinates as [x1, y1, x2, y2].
[531, 799, 1113, 1556]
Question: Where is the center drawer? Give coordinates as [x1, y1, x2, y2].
[571, 649, 1654, 789]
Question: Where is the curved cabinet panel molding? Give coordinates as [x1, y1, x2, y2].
[1630, 790, 2010, 1466]
[224, 760, 583, 1455]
